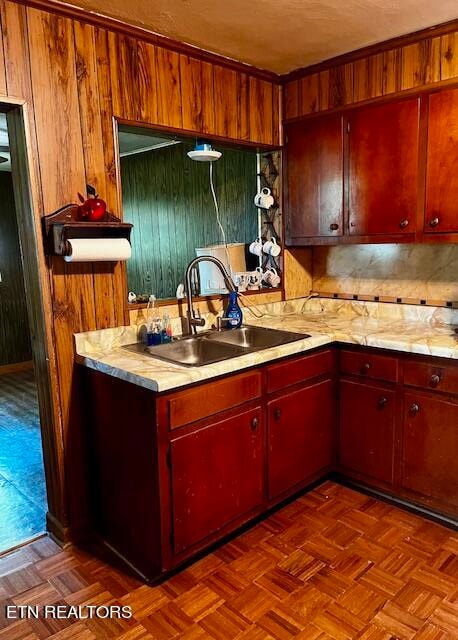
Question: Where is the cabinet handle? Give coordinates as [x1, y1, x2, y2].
[361, 362, 371, 374]
[329, 223, 339, 231]
[409, 402, 420, 415]
[429, 217, 440, 228]
[430, 374, 441, 387]
[378, 397, 388, 408]
[251, 417, 259, 431]
[274, 408, 281, 421]
[399, 219, 409, 229]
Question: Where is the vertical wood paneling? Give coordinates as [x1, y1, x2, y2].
[137, 40, 158, 124]
[26, 8, 86, 213]
[328, 63, 353, 108]
[200, 61, 215, 134]
[107, 32, 137, 120]
[180, 55, 202, 131]
[0, 0, 26, 97]
[0, 9, 6, 95]
[155, 46, 182, 128]
[213, 65, 239, 139]
[285, 30, 458, 120]
[285, 79, 299, 119]
[272, 83, 281, 146]
[93, 27, 118, 215]
[238, 73, 249, 141]
[249, 77, 273, 144]
[0, 172, 31, 365]
[73, 21, 107, 201]
[401, 38, 441, 90]
[74, 21, 122, 329]
[299, 72, 319, 114]
[440, 32, 458, 80]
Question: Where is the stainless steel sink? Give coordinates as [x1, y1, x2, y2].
[123, 325, 310, 367]
[205, 325, 310, 350]
[142, 336, 245, 366]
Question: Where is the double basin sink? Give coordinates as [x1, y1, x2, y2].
[125, 325, 310, 367]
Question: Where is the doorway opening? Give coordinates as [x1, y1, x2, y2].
[0, 105, 52, 552]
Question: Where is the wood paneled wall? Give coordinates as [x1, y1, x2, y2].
[0, 171, 31, 366]
[121, 142, 258, 299]
[0, 0, 281, 537]
[284, 28, 458, 119]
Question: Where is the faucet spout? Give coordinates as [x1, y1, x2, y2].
[185, 256, 236, 335]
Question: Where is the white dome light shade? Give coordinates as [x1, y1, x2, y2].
[187, 140, 222, 162]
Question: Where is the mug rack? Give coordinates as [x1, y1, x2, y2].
[42, 204, 133, 258]
[257, 152, 282, 275]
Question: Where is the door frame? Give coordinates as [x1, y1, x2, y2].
[2, 96, 66, 544]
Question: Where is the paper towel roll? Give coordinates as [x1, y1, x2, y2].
[64, 238, 132, 262]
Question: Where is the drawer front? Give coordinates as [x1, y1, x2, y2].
[404, 360, 458, 395]
[267, 349, 333, 394]
[340, 350, 398, 383]
[168, 370, 262, 429]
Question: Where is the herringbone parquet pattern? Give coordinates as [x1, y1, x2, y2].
[0, 482, 457, 639]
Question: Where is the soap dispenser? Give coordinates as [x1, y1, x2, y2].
[225, 291, 243, 329]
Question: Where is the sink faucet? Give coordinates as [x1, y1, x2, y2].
[185, 256, 236, 335]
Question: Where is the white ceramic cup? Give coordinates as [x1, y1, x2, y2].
[263, 237, 281, 257]
[254, 187, 274, 209]
[249, 237, 263, 256]
[263, 268, 281, 288]
[232, 272, 249, 292]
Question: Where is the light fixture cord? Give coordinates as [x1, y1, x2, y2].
[209, 161, 231, 273]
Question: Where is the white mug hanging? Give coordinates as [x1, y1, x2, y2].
[254, 187, 274, 209]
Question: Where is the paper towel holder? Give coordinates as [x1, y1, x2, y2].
[42, 204, 133, 259]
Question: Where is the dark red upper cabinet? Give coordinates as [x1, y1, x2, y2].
[425, 88, 458, 234]
[348, 98, 420, 236]
[285, 114, 344, 241]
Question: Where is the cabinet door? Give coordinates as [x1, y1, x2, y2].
[170, 406, 263, 554]
[402, 392, 458, 509]
[425, 88, 458, 233]
[339, 379, 395, 485]
[348, 98, 419, 235]
[286, 114, 343, 240]
[268, 379, 336, 499]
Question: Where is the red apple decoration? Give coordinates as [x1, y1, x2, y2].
[77, 185, 107, 221]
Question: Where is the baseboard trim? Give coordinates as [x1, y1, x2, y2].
[0, 360, 33, 375]
[333, 474, 458, 531]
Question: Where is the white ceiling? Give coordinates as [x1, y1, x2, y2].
[52, 0, 458, 73]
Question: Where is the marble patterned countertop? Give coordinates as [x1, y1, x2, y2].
[74, 297, 458, 393]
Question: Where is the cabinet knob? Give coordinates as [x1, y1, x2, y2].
[399, 219, 409, 229]
[378, 397, 388, 408]
[329, 223, 339, 231]
[409, 402, 420, 415]
[361, 362, 371, 374]
[429, 217, 440, 228]
[430, 374, 441, 387]
[274, 408, 281, 421]
[251, 417, 259, 431]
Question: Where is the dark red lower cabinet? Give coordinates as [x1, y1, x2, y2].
[339, 379, 395, 486]
[402, 392, 458, 511]
[170, 406, 264, 554]
[268, 378, 336, 499]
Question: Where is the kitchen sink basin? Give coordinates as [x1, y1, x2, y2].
[205, 325, 310, 350]
[124, 325, 310, 367]
[143, 336, 244, 366]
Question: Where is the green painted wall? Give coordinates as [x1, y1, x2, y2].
[121, 142, 258, 299]
[0, 172, 31, 366]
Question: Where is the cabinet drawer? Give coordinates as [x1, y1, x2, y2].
[167, 370, 262, 430]
[404, 360, 458, 395]
[267, 349, 333, 393]
[340, 350, 398, 383]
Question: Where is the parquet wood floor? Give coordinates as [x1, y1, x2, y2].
[0, 482, 457, 639]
